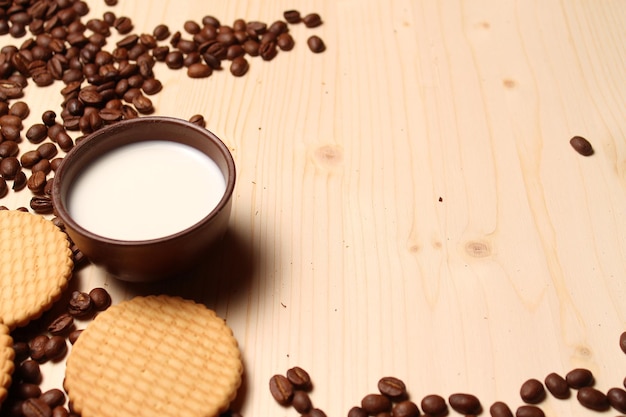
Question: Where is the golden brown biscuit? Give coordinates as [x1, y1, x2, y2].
[0, 321, 14, 409]
[65, 295, 243, 417]
[0, 210, 73, 329]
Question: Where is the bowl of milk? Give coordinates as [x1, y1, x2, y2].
[52, 116, 236, 282]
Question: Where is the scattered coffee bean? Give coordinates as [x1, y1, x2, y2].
[0, 156, 21, 180]
[230, 56, 249, 77]
[68, 329, 83, 345]
[28, 334, 49, 362]
[0, 178, 7, 197]
[515, 405, 544, 417]
[22, 397, 52, 417]
[520, 378, 545, 404]
[607, 387, 626, 413]
[30, 195, 54, 214]
[577, 386, 609, 411]
[89, 287, 112, 310]
[565, 368, 594, 389]
[48, 313, 74, 336]
[16, 359, 41, 384]
[361, 393, 392, 415]
[283, 10, 302, 24]
[448, 393, 481, 415]
[16, 383, 42, 400]
[68, 290, 93, 317]
[392, 400, 420, 417]
[377, 376, 406, 400]
[309, 408, 327, 417]
[269, 374, 294, 405]
[44, 335, 67, 361]
[348, 406, 368, 417]
[303, 13, 323, 28]
[489, 401, 513, 417]
[40, 389, 65, 409]
[569, 135, 594, 156]
[187, 62, 212, 78]
[307, 35, 326, 53]
[620, 331, 626, 354]
[286, 366, 312, 390]
[52, 406, 70, 417]
[420, 394, 446, 416]
[544, 372, 569, 399]
[292, 390, 312, 414]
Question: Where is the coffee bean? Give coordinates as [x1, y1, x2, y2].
[44, 335, 67, 361]
[0, 178, 7, 197]
[292, 390, 312, 414]
[165, 50, 184, 69]
[377, 376, 406, 400]
[40, 389, 65, 408]
[303, 13, 323, 28]
[16, 382, 42, 400]
[607, 387, 626, 413]
[29, 334, 49, 362]
[520, 378, 545, 404]
[26, 123, 48, 143]
[259, 41, 277, 60]
[230, 56, 249, 77]
[283, 10, 301, 24]
[577, 386, 609, 411]
[2, 124, 21, 141]
[565, 368, 594, 389]
[348, 406, 368, 417]
[277, 33, 295, 51]
[89, 287, 112, 310]
[0, 141, 18, 157]
[20, 150, 42, 169]
[284, 367, 311, 391]
[361, 394, 392, 415]
[68, 291, 93, 317]
[48, 313, 74, 335]
[420, 394, 446, 416]
[141, 78, 162, 95]
[0, 79, 23, 99]
[569, 136, 593, 156]
[114, 16, 133, 34]
[489, 401, 513, 417]
[16, 359, 41, 384]
[22, 398, 52, 417]
[620, 331, 626, 354]
[269, 374, 294, 405]
[132, 95, 154, 114]
[188, 114, 206, 128]
[27, 171, 47, 194]
[448, 393, 481, 415]
[1, 156, 21, 180]
[187, 62, 212, 78]
[68, 329, 83, 345]
[544, 372, 569, 399]
[242, 39, 259, 56]
[153, 24, 170, 40]
[42, 111, 56, 126]
[10, 101, 29, 119]
[37, 143, 58, 160]
[52, 406, 69, 417]
[515, 405, 544, 417]
[307, 35, 326, 53]
[392, 400, 420, 417]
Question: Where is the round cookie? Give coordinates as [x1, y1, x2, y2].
[65, 295, 243, 417]
[0, 210, 73, 329]
[0, 321, 14, 409]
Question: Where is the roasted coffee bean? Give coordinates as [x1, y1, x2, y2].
[114, 16, 133, 34]
[32, 159, 52, 175]
[152, 45, 169, 61]
[20, 150, 42, 168]
[183, 52, 202, 67]
[303, 13, 323, 28]
[489, 401, 513, 417]
[52, 406, 69, 417]
[0, 114, 23, 129]
[187, 62, 212, 78]
[153, 24, 170, 40]
[565, 368, 593, 389]
[286, 366, 312, 390]
[10, 101, 29, 119]
[141, 78, 162, 95]
[1, 124, 21, 141]
[68, 291, 93, 317]
[361, 394, 392, 415]
[42, 110, 56, 126]
[515, 405, 544, 417]
[1, 157, 21, 180]
[307, 35, 326, 53]
[48, 313, 74, 335]
[378, 376, 406, 400]
[29, 334, 49, 362]
[283, 10, 301, 24]
[37, 143, 58, 160]
[68, 329, 83, 345]
[165, 50, 184, 69]
[27, 171, 47, 194]
[348, 406, 368, 417]
[0, 141, 19, 157]
[0, 177, 8, 197]
[16, 359, 41, 383]
[226, 44, 245, 60]
[13, 341, 30, 362]
[0, 79, 23, 99]
[292, 390, 312, 414]
[40, 389, 65, 408]
[544, 372, 569, 399]
[277, 33, 295, 51]
[620, 331, 626, 354]
[448, 393, 481, 415]
[12, 170, 25, 191]
[577, 386, 609, 411]
[520, 378, 545, 404]
[22, 398, 52, 417]
[420, 394, 446, 416]
[259, 41, 277, 61]
[26, 123, 48, 143]
[30, 195, 53, 214]
[89, 287, 112, 310]
[242, 39, 259, 56]
[268, 20, 288, 35]
[230, 56, 249, 77]
[269, 374, 294, 405]
[50, 158, 64, 172]
[309, 408, 327, 417]
[607, 387, 626, 413]
[189, 114, 206, 128]
[17, 383, 42, 399]
[57, 131, 74, 152]
[392, 401, 420, 417]
[184, 20, 201, 35]
[132, 95, 154, 114]
[570, 135, 593, 156]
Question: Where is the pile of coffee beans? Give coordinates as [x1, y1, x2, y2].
[2, 287, 112, 417]
[270, 366, 327, 417]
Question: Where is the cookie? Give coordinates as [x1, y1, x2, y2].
[0, 210, 73, 329]
[0, 321, 14, 409]
[65, 295, 243, 417]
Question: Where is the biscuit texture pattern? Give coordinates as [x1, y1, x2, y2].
[0, 322, 14, 409]
[0, 210, 73, 329]
[65, 295, 243, 417]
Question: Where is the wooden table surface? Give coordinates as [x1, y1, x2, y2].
[2, 1, 626, 416]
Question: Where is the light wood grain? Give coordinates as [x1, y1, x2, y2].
[2, 0, 626, 416]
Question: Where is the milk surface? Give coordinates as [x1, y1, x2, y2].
[68, 140, 226, 241]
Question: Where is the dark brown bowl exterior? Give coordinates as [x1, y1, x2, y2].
[51, 117, 236, 282]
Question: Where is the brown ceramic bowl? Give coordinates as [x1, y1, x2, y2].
[52, 116, 236, 282]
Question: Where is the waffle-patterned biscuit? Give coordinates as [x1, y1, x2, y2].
[0, 210, 73, 329]
[0, 321, 14, 409]
[65, 295, 243, 417]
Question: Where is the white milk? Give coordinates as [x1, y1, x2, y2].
[67, 140, 226, 241]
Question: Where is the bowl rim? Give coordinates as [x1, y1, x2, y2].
[51, 116, 236, 246]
